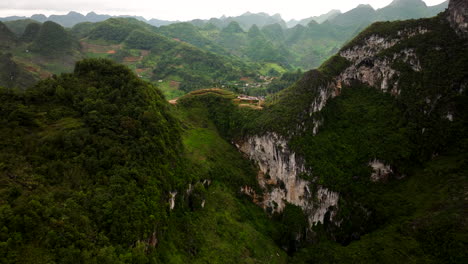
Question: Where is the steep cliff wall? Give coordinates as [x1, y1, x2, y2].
[448, 0, 468, 38]
[235, 25, 432, 226]
[234, 1, 466, 237]
[237, 133, 339, 226]
[336, 27, 428, 96]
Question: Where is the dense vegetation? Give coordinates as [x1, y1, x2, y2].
[88, 18, 138, 43]
[0, 1, 447, 97]
[157, 19, 343, 70]
[2, 19, 38, 36]
[0, 21, 17, 49]
[181, 12, 468, 262]
[30, 21, 79, 57]
[0, 17, 261, 97]
[19, 22, 41, 43]
[0, 59, 301, 263]
[81, 18, 263, 96]
[0, 2, 466, 263]
[154, 0, 445, 70]
[264, 69, 303, 94]
[0, 59, 184, 262]
[0, 20, 82, 89]
[0, 52, 37, 88]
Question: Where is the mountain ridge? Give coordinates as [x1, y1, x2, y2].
[0, 0, 448, 29]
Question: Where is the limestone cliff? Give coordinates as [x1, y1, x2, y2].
[236, 24, 433, 228]
[234, 0, 466, 237]
[237, 133, 339, 227]
[448, 0, 468, 38]
[336, 27, 428, 96]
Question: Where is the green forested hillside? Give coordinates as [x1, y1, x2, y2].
[158, 19, 338, 70]
[30, 21, 80, 57]
[0, 21, 17, 49]
[19, 22, 41, 42]
[0, 18, 263, 98]
[0, 0, 448, 97]
[0, 20, 83, 88]
[0, 1, 466, 263]
[0, 58, 290, 263]
[155, 22, 231, 56]
[181, 12, 468, 263]
[0, 59, 182, 262]
[4, 19, 40, 37]
[155, 0, 446, 71]
[0, 0, 447, 74]
[79, 18, 273, 96]
[0, 53, 37, 88]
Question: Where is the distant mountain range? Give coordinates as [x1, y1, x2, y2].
[0, 0, 451, 92]
[286, 10, 342, 28]
[149, 0, 448, 70]
[0, 17, 261, 97]
[327, 0, 448, 27]
[0, 11, 177, 28]
[0, 0, 448, 29]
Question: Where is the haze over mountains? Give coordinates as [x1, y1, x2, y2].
[0, 0, 447, 79]
[0, 0, 448, 29]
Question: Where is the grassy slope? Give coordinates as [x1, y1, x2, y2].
[155, 104, 288, 263]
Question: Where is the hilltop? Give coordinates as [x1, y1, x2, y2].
[0, 17, 279, 98]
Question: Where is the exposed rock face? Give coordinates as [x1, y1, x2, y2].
[298, 28, 429, 139]
[169, 179, 211, 211]
[169, 191, 177, 210]
[235, 14, 455, 231]
[448, 0, 468, 38]
[446, 112, 454, 121]
[237, 133, 339, 226]
[300, 28, 428, 138]
[338, 29, 428, 95]
[148, 232, 158, 247]
[235, 30, 429, 223]
[368, 159, 393, 182]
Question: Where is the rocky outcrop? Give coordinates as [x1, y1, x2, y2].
[337, 29, 428, 95]
[300, 28, 428, 137]
[169, 191, 177, 210]
[448, 0, 468, 38]
[301, 28, 429, 139]
[368, 159, 393, 182]
[337, 48, 422, 95]
[237, 133, 339, 226]
[235, 12, 460, 230]
[169, 179, 211, 211]
[234, 30, 430, 225]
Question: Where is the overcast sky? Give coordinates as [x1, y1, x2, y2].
[0, 0, 447, 21]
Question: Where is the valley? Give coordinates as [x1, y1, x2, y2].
[0, 0, 448, 99]
[0, 0, 466, 263]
